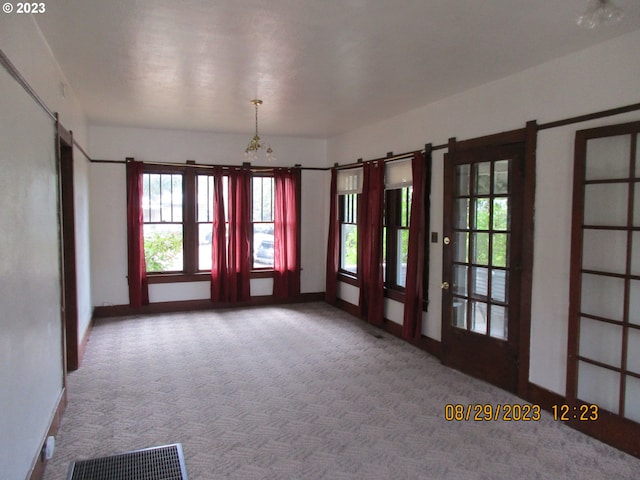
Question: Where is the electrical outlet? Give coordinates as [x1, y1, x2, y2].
[42, 436, 55, 461]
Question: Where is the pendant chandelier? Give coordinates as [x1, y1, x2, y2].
[244, 99, 275, 162]
[577, 0, 624, 29]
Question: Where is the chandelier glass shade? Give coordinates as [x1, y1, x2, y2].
[577, 0, 624, 28]
[244, 99, 275, 162]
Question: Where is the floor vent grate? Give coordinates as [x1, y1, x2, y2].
[67, 443, 188, 480]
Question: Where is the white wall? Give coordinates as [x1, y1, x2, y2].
[327, 29, 640, 395]
[89, 126, 328, 306]
[0, 15, 89, 480]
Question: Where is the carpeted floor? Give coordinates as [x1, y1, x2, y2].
[44, 302, 640, 479]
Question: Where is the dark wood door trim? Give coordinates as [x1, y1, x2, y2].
[57, 122, 79, 372]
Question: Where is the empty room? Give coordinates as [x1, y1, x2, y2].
[2, 1, 640, 479]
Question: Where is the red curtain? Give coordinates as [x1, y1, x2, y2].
[226, 168, 252, 302]
[273, 168, 300, 298]
[402, 151, 429, 339]
[325, 168, 339, 304]
[126, 159, 149, 308]
[358, 160, 385, 326]
[210, 167, 228, 302]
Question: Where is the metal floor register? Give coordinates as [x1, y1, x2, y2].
[67, 444, 188, 480]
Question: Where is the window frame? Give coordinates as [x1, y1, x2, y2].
[338, 192, 359, 284]
[251, 174, 275, 271]
[384, 186, 412, 296]
[140, 164, 301, 283]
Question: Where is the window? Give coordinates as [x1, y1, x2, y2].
[336, 167, 362, 276]
[197, 174, 228, 271]
[140, 165, 279, 277]
[384, 186, 412, 289]
[251, 176, 275, 269]
[142, 171, 184, 272]
[339, 193, 358, 274]
[383, 158, 413, 292]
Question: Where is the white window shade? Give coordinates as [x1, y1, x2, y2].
[337, 168, 363, 194]
[385, 158, 412, 188]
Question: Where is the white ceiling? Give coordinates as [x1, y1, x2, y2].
[35, 0, 640, 139]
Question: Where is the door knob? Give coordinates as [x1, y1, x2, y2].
[440, 281, 450, 290]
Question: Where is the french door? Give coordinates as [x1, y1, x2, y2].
[567, 121, 640, 454]
[442, 130, 533, 394]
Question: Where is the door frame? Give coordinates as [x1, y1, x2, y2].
[441, 123, 536, 397]
[56, 121, 79, 372]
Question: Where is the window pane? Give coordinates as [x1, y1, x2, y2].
[456, 164, 470, 196]
[401, 187, 412, 227]
[582, 229, 627, 274]
[455, 199, 470, 229]
[198, 223, 212, 271]
[396, 229, 409, 287]
[143, 224, 183, 272]
[452, 298, 467, 329]
[577, 361, 619, 414]
[626, 328, 640, 375]
[142, 174, 151, 221]
[470, 301, 487, 334]
[625, 376, 640, 423]
[585, 135, 631, 181]
[491, 270, 507, 303]
[454, 232, 469, 263]
[492, 198, 509, 230]
[197, 175, 213, 223]
[474, 162, 491, 195]
[253, 225, 274, 268]
[634, 186, 640, 227]
[474, 198, 490, 230]
[490, 305, 507, 340]
[172, 174, 182, 222]
[340, 224, 357, 274]
[491, 234, 508, 268]
[453, 265, 468, 296]
[473, 233, 489, 265]
[147, 174, 161, 222]
[632, 232, 640, 275]
[579, 317, 622, 368]
[584, 183, 628, 227]
[581, 273, 625, 321]
[161, 174, 173, 221]
[630, 280, 640, 326]
[471, 266, 488, 297]
[252, 177, 274, 222]
[494, 160, 509, 194]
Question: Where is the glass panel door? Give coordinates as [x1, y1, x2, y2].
[569, 123, 640, 428]
[442, 136, 527, 394]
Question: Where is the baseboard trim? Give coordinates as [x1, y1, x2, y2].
[333, 298, 441, 359]
[93, 292, 326, 318]
[29, 387, 67, 480]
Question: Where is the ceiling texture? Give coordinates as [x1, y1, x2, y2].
[35, 0, 640, 139]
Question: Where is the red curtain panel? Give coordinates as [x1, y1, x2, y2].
[126, 159, 149, 308]
[358, 160, 385, 326]
[325, 168, 339, 304]
[273, 168, 300, 298]
[210, 167, 228, 302]
[402, 151, 429, 339]
[226, 167, 252, 302]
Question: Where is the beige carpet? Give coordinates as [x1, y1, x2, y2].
[44, 302, 640, 479]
